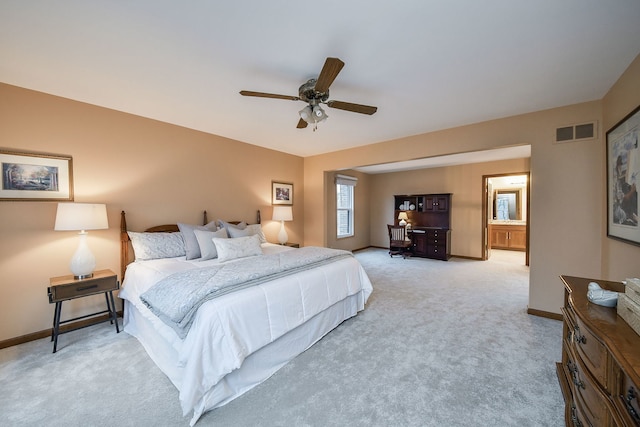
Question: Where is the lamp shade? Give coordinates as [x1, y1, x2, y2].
[55, 203, 108, 231]
[272, 206, 293, 222]
[397, 212, 408, 221]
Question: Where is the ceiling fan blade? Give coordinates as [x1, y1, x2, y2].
[297, 118, 308, 129]
[239, 90, 299, 101]
[327, 100, 377, 115]
[314, 57, 345, 93]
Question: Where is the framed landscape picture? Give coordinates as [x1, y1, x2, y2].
[272, 181, 293, 205]
[606, 105, 640, 246]
[0, 150, 73, 201]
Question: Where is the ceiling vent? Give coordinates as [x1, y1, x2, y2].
[555, 121, 597, 143]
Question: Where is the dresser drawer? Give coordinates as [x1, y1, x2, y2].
[49, 274, 118, 302]
[425, 229, 446, 239]
[616, 372, 640, 426]
[571, 305, 609, 387]
[573, 353, 613, 426]
[572, 398, 595, 427]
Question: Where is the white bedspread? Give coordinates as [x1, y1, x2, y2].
[119, 243, 373, 424]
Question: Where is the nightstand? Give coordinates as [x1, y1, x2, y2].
[284, 242, 300, 248]
[48, 269, 120, 353]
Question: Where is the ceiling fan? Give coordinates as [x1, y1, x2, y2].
[240, 57, 377, 131]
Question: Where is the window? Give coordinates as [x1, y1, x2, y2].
[336, 174, 357, 238]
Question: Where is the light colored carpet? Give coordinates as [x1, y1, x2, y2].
[0, 248, 563, 426]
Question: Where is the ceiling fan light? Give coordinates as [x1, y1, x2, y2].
[313, 105, 328, 122]
[299, 105, 313, 123]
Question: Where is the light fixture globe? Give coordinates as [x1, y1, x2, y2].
[299, 105, 313, 123]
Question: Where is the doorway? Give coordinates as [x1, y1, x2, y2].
[482, 172, 530, 266]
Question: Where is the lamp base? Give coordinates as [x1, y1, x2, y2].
[278, 220, 288, 245]
[70, 231, 96, 279]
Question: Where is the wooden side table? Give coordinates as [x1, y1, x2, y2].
[284, 242, 300, 248]
[48, 269, 120, 353]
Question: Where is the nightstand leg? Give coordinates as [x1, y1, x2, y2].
[52, 301, 62, 353]
[107, 291, 120, 333]
[104, 293, 113, 325]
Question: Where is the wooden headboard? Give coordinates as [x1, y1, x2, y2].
[119, 210, 261, 280]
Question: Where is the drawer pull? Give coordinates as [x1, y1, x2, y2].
[622, 387, 640, 423]
[76, 284, 98, 292]
[570, 405, 583, 427]
[573, 326, 586, 344]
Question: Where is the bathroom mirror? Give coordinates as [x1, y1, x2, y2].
[494, 190, 521, 220]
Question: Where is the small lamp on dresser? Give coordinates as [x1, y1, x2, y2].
[272, 206, 293, 245]
[54, 203, 109, 279]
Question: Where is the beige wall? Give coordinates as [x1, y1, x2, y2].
[0, 83, 303, 342]
[305, 100, 606, 316]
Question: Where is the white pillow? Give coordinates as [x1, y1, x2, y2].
[213, 234, 262, 262]
[178, 221, 218, 260]
[128, 231, 185, 261]
[227, 223, 267, 243]
[193, 228, 228, 260]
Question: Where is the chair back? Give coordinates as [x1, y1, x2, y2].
[388, 224, 407, 242]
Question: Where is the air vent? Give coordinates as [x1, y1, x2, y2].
[555, 121, 597, 143]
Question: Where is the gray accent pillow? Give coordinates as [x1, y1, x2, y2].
[227, 223, 267, 243]
[193, 228, 229, 260]
[217, 219, 247, 234]
[178, 221, 218, 260]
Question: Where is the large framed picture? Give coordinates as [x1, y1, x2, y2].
[272, 181, 293, 205]
[606, 105, 640, 246]
[0, 150, 74, 201]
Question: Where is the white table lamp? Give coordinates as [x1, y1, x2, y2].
[272, 206, 293, 245]
[55, 203, 109, 279]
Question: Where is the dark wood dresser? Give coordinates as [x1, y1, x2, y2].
[557, 275, 640, 426]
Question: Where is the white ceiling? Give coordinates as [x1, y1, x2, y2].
[1, 1, 639, 159]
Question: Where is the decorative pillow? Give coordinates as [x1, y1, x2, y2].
[227, 223, 267, 243]
[193, 228, 228, 260]
[178, 221, 218, 260]
[128, 231, 185, 261]
[217, 219, 247, 234]
[213, 234, 262, 262]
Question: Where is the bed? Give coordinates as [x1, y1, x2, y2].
[118, 211, 373, 425]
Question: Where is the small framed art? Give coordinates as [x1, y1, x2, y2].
[606, 105, 639, 246]
[0, 150, 74, 201]
[272, 181, 293, 205]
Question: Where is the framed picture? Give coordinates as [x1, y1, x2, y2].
[272, 181, 293, 205]
[606, 105, 640, 246]
[0, 150, 73, 201]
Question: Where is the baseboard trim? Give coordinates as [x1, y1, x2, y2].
[527, 308, 562, 321]
[0, 311, 123, 350]
[356, 246, 482, 261]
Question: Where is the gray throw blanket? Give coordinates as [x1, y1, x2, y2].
[140, 246, 353, 338]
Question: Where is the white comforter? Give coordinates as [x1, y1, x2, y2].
[119, 244, 373, 424]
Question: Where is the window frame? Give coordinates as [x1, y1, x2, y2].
[336, 174, 357, 239]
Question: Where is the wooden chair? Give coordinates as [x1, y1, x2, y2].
[387, 224, 412, 258]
